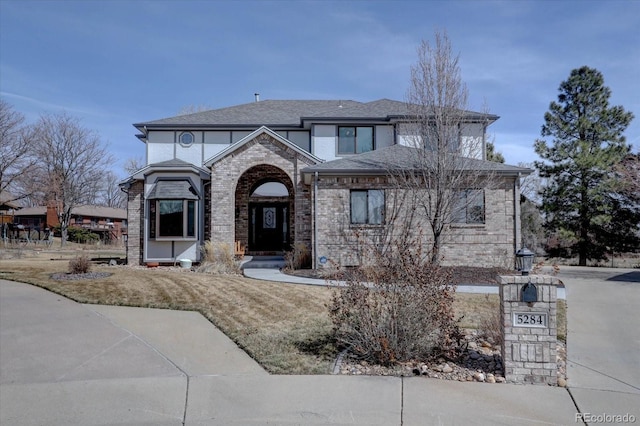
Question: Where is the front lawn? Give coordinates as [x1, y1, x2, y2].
[0, 251, 565, 374]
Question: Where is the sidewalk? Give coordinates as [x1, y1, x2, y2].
[0, 279, 588, 425]
[243, 267, 567, 299]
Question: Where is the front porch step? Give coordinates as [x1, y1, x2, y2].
[240, 255, 286, 269]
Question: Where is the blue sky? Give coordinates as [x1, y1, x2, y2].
[1, 0, 638, 175]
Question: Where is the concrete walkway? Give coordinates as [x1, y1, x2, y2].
[243, 267, 567, 299]
[1, 267, 637, 425]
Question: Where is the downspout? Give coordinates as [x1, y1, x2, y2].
[314, 171, 319, 269]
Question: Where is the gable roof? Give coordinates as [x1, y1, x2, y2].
[203, 126, 322, 167]
[134, 99, 499, 132]
[301, 145, 531, 182]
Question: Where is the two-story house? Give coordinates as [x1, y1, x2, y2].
[120, 98, 530, 268]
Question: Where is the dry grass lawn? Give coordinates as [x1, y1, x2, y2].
[0, 245, 566, 374]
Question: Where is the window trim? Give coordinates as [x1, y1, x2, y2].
[149, 199, 197, 240]
[179, 131, 194, 146]
[337, 126, 375, 155]
[350, 189, 385, 225]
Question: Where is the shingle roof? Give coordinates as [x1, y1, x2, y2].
[134, 99, 498, 129]
[135, 100, 363, 127]
[301, 145, 532, 176]
[147, 180, 199, 200]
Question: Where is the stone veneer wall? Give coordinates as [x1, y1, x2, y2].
[313, 175, 519, 268]
[440, 178, 516, 267]
[500, 275, 558, 385]
[209, 133, 316, 254]
[126, 180, 144, 265]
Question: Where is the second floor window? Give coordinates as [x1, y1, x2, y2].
[338, 126, 374, 154]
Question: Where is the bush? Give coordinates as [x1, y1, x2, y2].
[197, 241, 241, 274]
[284, 243, 312, 270]
[479, 308, 503, 347]
[66, 226, 99, 244]
[328, 238, 463, 366]
[68, 255, 92, 274]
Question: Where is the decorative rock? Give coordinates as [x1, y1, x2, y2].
[557, 378, 567, 387]
[495, 376, 506, 383]
[442, 364, 453, 374]
[473, 372, 485, 382]
[486, 373, 496, 383]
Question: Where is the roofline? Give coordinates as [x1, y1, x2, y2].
[120, 162, 210, 185]
[300, 166, 531, 184]
[134, 112, 500, 133]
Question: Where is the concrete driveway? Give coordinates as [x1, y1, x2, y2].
[2, 268, 639, 425]
[555, 266, 640, 422]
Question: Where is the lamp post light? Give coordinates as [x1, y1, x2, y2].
[515, 247, 535, 276]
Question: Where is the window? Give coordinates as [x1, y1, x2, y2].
[338, 126, 374, 154]
[179, 132, 194, 146]
[149, 199, 196, 238]
[453, 190, 485, 224]
[350, 190, 384, 225]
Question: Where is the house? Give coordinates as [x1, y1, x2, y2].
[120, 98, 530, 268]
[12, 204, 127, 243]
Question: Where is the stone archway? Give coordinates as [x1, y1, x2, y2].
[235, 164, 294, 254]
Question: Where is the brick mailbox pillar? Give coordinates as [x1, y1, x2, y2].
[499, 275, 559, 385]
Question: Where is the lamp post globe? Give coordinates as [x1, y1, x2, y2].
[515, 247, 535, 276]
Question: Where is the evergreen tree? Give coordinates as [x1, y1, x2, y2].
[486, 141, 505, 163]
[534, 66, 634, 266]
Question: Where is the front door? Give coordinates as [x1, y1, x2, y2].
[249, 202, 289, 252]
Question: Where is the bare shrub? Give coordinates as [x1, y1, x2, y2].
[68, 255, 91, 274]
[284, 243, 312, 271]
[328, 236, 462, 366]
[478, 309, 503, 347]
[197, 241, 241, 275]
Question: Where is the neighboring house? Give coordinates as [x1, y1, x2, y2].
[120, 98, 530, 267]
[12, 204, 127, 242]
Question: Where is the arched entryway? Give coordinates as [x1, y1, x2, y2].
[235, 165, 294, 254]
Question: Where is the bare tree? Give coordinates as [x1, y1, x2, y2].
[123, 156, 145, 174]
[31, 112, 114, 246]
[177, 104, 211, 116]
[0, 100, 37, 204]
[96, 170, 126, 209]
[395, 31, 496, 263]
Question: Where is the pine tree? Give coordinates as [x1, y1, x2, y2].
[534, 66, 634, 266]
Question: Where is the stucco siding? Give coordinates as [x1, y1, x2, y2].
[312, 124, 337, 161]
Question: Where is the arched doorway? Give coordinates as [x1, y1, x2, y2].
[235, 165, 294, 253]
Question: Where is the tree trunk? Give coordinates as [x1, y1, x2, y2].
[431, 232, 441, 264]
